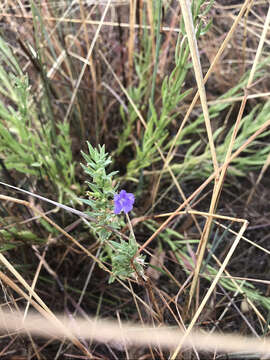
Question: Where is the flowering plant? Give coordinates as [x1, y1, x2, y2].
[80, 142, 145, 283]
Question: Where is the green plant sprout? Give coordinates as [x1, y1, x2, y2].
[116, 0, 213, 179]
[0, 35, 76, 202]
[80, 142, 145, 283]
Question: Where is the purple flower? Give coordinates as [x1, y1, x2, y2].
[114, 190, 135, 214]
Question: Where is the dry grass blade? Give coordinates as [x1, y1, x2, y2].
[1, 309, 270, 355]
[178, 0, 218, 176]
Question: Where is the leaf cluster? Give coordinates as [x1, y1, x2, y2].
[109, 237, 145, 283]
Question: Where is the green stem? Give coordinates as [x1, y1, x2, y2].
[148, 0, 163, 118]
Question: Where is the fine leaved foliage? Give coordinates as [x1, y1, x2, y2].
[0, 35, 75, 201]
[80, 142, 145, 283]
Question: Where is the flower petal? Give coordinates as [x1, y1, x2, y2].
[114, 200, 122, 214]
[113, 189, 135, 214]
